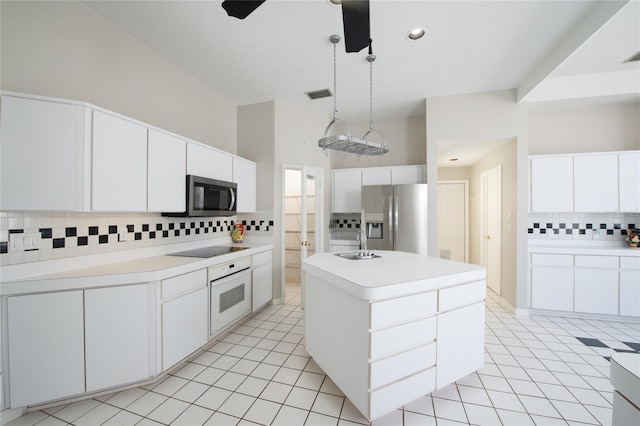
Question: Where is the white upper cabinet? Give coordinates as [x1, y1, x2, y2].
[333, 169, 362, 213]
[362, 168, 391, 186]
[0, 94, 88, 211]
[92, 110, 148, 211]
[530, 156, 573, 212]
[233, 157, 257, 213]
[148, 129, 186, 212]
[574, 153, 618, 212]
[186, 142, 233, 181]
[619, 151, 640, 212]
[392, 166, 424, 185]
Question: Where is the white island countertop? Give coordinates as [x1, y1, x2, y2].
[302, 250, 485, 301]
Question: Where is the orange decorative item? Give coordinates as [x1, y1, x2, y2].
[232, 223, 245, 243]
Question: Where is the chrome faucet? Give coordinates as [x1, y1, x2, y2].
[356, 230, 368, 256]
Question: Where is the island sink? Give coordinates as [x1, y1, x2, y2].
[334, 251, 381, 260]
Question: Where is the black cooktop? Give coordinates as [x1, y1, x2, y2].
[167, 246, 247, 258]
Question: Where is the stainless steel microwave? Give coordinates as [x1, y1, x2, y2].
[163, 175, 237, 217]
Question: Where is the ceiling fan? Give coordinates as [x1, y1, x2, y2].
[221, 0, 371, 52]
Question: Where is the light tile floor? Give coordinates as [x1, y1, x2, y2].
[6, 286, 640, 426]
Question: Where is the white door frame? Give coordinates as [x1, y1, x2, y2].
[481, 165, 502, 296]
[280, 164, 324, 300]
[438, 180, 469, 263]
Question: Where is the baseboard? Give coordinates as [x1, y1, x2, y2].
[495, 296, 530, 318]
[1, 407, 25, 425]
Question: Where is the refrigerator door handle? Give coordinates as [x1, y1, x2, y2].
[393, 195, 399, 248]
[388, 195, 394, 248]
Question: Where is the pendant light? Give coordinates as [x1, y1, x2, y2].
[318, 35, 388, 157]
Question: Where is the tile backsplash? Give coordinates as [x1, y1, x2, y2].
[527, 212, 639, 241]
[0, 211, 274, 266]
[329, 213, 361, 240]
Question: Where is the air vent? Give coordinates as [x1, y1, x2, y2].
[623, 51, 640, 63]
[305, 89, 332, 100]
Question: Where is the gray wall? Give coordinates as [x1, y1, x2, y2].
[0, 0, 237, 153]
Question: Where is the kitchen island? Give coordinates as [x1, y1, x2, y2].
[302, 250, 486, 421]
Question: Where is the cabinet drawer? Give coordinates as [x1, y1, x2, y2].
[252, 250, 272, 268]
[531, 253, 573, 267]
[439, 280, 485, 312]
[575, 255, 618, 269]
[162, 269, 207, 300]
[370, 343, 435, 390]
[369, 367, 436, 420]
[371, 316, 436, 360]
[371, 291, 437, 329]
[621, 257, 640, 270]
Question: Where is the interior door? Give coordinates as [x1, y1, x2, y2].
[481, 165, 502, 296]
[300, 166, 322, 262]
[438, 181, 468, 262]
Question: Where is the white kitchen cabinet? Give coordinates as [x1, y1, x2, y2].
[574, 153, 618, 212]
[362, 168, 391, 186]
[530, 253, 575, 312]
[187, 142, 233, 181]
[252, 250, 273, 311]
[620, 256, 640, 317]
[619, 152, 640, 212]
[8, 291, 85, 407]
[148, 129, 186, 212]
[233, 157, 257, 213]
[85, 284, 151, 392]
[92, 110, 148, 211]
[161, 270, 208, 370]
[391, 166, 424, 185]
[333, 169, 362, 213]
[530, 156, 573, 212]
[0, 94, 88, 211]
[574, 268, 619, 315]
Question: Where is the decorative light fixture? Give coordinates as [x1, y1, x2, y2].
[407, 28, 425, 40]
[318, 34, 388, 157]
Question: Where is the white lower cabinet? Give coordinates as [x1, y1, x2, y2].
[8, 291, 85, 407]
[161, 270, 208, 370]
[252, 251, 273, 311]
[574, 269, 619, 315]
[531, 267, 574, 311]
[85, 285, 151, 392]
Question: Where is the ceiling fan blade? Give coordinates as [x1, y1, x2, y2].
[341, 0, 370, 53]
[221, 0, 266, 19]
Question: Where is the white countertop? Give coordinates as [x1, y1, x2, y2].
[302, 250, 485, 301]
[1, 242, 272, 296]
[528, 240, 640, 256]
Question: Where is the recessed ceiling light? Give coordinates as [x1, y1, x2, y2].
[407, 28, 425, 41]
[327, 0, 341, 6]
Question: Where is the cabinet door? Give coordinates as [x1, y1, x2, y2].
[392, 166, 424, 184]
[85, 284, 151, 392]
[148, 129, 186, 212]
[211, 150, 233, 181]
[619, 152, 640, 212]
[8, 291, 84, 407]
[233, 157, 257, 213]
[187, 142, 215, 178]
[333, 169, 362, 213]
[0, 96, 85, 211]
[574, 269, 618, 315]
[92, 110, 148, 211]
[362, 168, 391, 186]
[252, 263, 273, 311]
[531, 267, 574, 311]
[530, 156, 573, 212]
[162, 287, 208, 370]
[620, 270, 640, 317]
[436, 302, 484, 389]
[574, 154, 618, 212]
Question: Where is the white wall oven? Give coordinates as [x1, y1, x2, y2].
[208, 257, 252, 336]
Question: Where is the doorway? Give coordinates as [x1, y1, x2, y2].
[481, 165, 502, 296]
[438, 181, 469, 262]
[283, 166, 323, 288]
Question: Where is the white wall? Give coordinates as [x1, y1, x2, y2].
[426, 90, 529, 312]
[330, 115, 426, 169]
[0, 1, 237, 153]
[529, 98, 640, 155]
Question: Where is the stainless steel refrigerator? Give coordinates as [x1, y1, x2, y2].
[362, 184, 428, 255]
